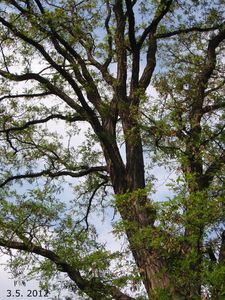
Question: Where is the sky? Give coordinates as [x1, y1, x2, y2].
[0, 267, 48, 300]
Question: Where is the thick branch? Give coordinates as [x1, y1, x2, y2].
[139, 34, 157, 90]
[0, 166, 108, 188]
[138, 0, 173, 47]
[85, 44, 115, 86]
[46, 28, 103, 111]
[103, 0, 113, 68]
[113, 0, 127, 96]
[139, 36, 157, 90]
[136, 0, 172, 91]
[219, 230, 225, 265]
[204, 153, 225, 186]
[0, 92, 52, 102]
[202, 102, 225, 114]
[155, 24, 223, 39]
[125, 0, 137, 50]
[0, 114, 86, 133]
[33, 0, 45, 13]
[0, 69, 84, 113]
[125, 0, 140, 96]
[200, 25, 225, 89]
[189, 26, 225, 130]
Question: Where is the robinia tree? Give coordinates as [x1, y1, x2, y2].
[0, 1, 224, 299]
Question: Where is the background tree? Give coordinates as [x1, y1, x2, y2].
[0, 1, 224, 299]
[142, 22, 225, 298]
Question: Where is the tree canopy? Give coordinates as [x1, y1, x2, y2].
[0, 1, 224, 299]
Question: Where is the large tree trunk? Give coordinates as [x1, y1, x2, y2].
[116, 189, 174, 299]
[103, 119, 178, 298]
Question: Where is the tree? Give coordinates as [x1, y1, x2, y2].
[0, 0, 224, 299]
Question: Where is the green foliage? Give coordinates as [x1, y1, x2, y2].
[0, 0, 224, 299]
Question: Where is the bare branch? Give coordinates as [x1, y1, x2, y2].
[205, 245, 217, 263]
[202, 102, 225, 114]
[0, 42, 10, 72]
[5, 131, 18, 154]
[204, 153, 225, 185]
[139, 33, 157, 90]
[0, 166, 108, 188]
[125, 0, 137, 50]
[155, 24, 223, 39]
[103, 0, 113, 68]
[113, 0, 127, 97]
[137, 1, 173, 91]
[219, 230, 225, 264]
[0, 114, 85, 133]
[0, 69, 84, 113]
[33, 0, 45, 13]
[0, 92, 52, 102]
[138, 0, 173, 47]
[77, 180, 109, 231]
[200, 26, 225, 88]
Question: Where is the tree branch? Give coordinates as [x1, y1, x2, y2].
[155, 24, 223, 39]
[33, 0, 45, 13]
[103, 0, 113, 68]
[204, 153, 225, 185]
[200, 25, 225, 89]
[0, 13, 95, 117]
[137, 1, 173, 91]
[0, 239, 135, 300]
[0, 69, 79, 108]
[125, 0, 137, 50]
[0, 166, 108, 188]
[46, 27, 103, 111]
[205, 79, 225, 96]
[202, 102, 225, 114]
[139, 34, 157, 90]
[18, 0, 103, 112]
[0, 114, 85, 133]
[0, 92, 52, 102]
[189, 25, 225, 130]
[0, 5, 117, 158]
[219, 230, 225, 265]
[205, 245, 217, 263]
[77, 180, 109, 231]
[138, 0, 173, 47]
[113, 0, 127, 95]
